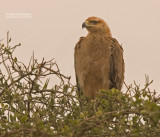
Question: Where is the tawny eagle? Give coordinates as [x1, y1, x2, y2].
[74, 17, 125, 99]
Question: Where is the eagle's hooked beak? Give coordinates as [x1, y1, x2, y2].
[82, 22, 88, 29]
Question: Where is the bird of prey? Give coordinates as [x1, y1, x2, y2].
[74, 17, 125, 99]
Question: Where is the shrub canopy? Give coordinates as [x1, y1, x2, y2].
[0, 34, 160, 137]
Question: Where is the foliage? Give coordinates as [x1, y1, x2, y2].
[0, 33, 160, 137]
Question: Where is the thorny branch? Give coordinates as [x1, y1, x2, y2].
[0, 33, 160, 137]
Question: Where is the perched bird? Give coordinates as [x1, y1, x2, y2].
[74, 17, 124, 99]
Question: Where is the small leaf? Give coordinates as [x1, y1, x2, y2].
[9, 38, 11, 42]
[14, 57, 17, 62]
[96, 110, 102, 116]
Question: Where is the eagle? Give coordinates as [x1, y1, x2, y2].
[74, 17, 125, 99]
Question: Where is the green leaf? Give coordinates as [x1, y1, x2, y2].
[9, 38, 11, 42]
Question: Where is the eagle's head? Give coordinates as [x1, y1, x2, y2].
[82, 16, 112, 37]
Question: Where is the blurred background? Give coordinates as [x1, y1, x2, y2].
[0, 0, 160, 92]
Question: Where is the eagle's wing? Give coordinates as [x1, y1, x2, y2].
[74, 37, 85, 97]
[109, 38, 125, 90]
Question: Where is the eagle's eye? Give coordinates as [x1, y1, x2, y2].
[89, 20, 98, 25]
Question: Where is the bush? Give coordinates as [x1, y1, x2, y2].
[0, 33, 160, 137]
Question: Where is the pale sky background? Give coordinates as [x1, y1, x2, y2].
[0, 0, 160, 92]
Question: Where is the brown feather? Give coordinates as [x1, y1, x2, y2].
[109, 38, 124, 90]
[74, 17, 125, 99]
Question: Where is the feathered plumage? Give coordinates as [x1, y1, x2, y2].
[74, 17, 125, 99]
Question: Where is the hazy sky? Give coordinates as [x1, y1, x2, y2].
[0, 0, 160, 92]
